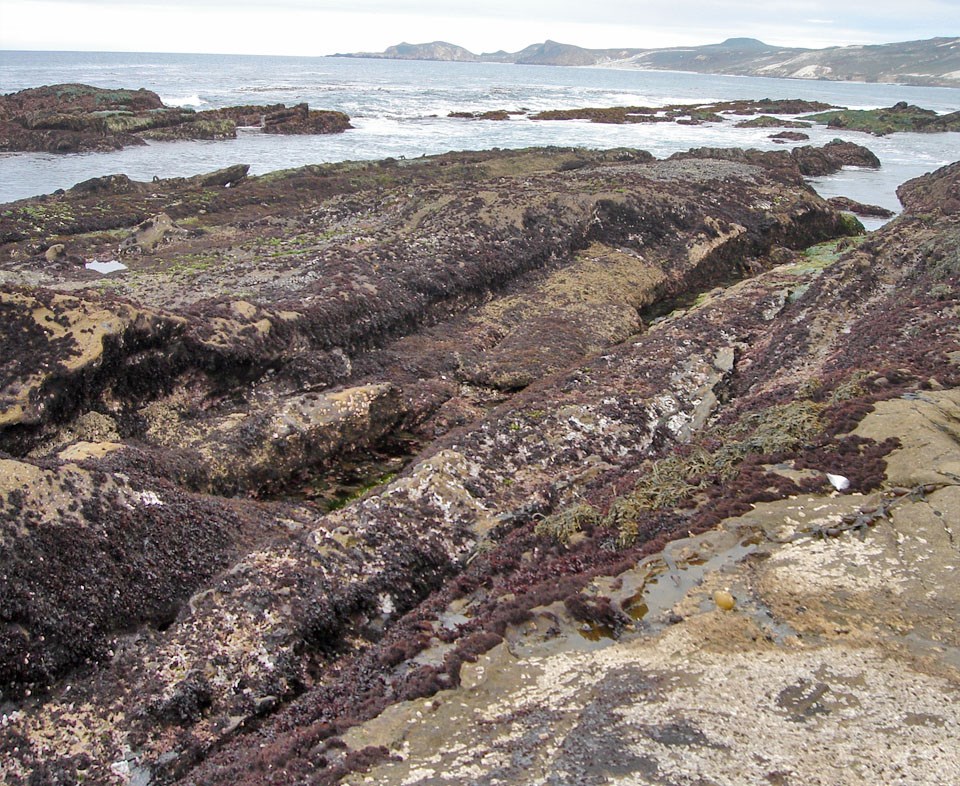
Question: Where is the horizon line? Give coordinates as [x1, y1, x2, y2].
[2, 33, 958, 61]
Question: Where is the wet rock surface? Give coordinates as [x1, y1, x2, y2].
[510, 99, 958, 139]
[827, 195, 897, 218]
[529, 99, 837, 125]
[804, 101, 960, 135]
[339, 386, 960, 786]
[669, 139, 880, 178]
[0, 84, 351, 153]
[0, 145, 958, 785]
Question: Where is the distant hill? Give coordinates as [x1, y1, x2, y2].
[334, 36, 960, 87]
[496, 40, 644, 67]
[373, 41, 479, 62]
[335, 39, 644, 66]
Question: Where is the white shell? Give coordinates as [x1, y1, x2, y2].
[826, 473, 851, 491]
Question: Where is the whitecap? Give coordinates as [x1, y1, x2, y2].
[85, 260, 127, 274]
[161, 94, 207, 108]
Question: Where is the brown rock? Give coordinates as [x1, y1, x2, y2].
[897, 160, 960, 217]
[770, 130, 810, 142]
[826, 196, 895, 218]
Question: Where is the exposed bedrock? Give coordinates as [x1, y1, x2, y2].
[0, 147, 853, 695]
[0, 146, 856, 468]
[5, 146, 957, 785]
[669, 138, 880, 177]
[826, 195, 896, 218]
[179, 158, 959, 786]
[0, 84, 351, 153]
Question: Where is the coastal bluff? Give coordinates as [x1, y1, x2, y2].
[336, 35, 960, 87]
[1, 145, 958, 785]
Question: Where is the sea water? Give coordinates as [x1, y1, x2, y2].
[1, 50, 958, 222]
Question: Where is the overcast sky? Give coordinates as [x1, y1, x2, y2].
[1, 0, 957, 55]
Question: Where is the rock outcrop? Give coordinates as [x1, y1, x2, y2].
[804, 101, 960, 135]
[529, 98, 837, 126]
[827, 195, 896, 218]
[0, 84, 352, 153]
[1, 146, 958, 785]
[460, 99, 959, 140]
[668, 139, 881, 179]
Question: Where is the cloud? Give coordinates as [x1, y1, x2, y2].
[0, 0, 956, 54]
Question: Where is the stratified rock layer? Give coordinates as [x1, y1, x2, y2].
[1, 146, 958, 785]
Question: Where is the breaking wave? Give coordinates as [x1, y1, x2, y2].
[161, 94, 207, 108]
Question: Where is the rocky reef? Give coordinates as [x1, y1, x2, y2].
[804, 101, 960, 135]
[0, 84, 352, 153]
[529, 98, 838, 125]
[1, 143, 958, 785]
[451, 97, 960, 141]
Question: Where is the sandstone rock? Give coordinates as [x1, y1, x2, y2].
[0, 452, 306, 699]
[820, 138, 882, 168]
[668, 146, 804, 182]
[69, 173, 137, 195]
[0, 148, 957, 784]
[0, 289, 183, 431]
[262, 102, 353, 134]
[532, 99, 836, 126]
[735, 115, 812, 128]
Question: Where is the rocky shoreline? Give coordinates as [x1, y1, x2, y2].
[1, 135, 958, 785]
[3, 84, 958, 159]
[534, 100, 960, 137]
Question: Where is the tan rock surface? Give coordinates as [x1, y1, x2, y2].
[341, 390, 960, 786]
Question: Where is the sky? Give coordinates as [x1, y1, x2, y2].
[0, 0, 957, 56]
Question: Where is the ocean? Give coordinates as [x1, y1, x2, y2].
[2, 50, 959, 225]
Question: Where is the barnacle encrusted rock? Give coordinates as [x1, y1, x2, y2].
[1, 147, 957, 785]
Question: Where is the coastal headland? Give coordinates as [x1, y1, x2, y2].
[0, 106, 959, 785]
[336, 35, 960, 88]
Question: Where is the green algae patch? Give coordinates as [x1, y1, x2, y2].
[792, 235, 866, 275]
[803, 103, 960, 135]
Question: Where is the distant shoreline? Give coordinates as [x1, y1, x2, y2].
[332, 36, 960, 89]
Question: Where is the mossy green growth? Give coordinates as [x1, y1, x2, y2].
[100, 113, 176, 134]
[163, 253, 222, 278]
[801, 104, 954, 135]
[791, 235, 866, 275]
[606, 453, 705, 547]
[325, 472, 398, 512]
[839, 212, 866, 236]
[11, 202, 77, 233]
[735, 116, 812, 129]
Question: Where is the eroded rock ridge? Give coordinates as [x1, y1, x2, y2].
[1, 146, 958, 785]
